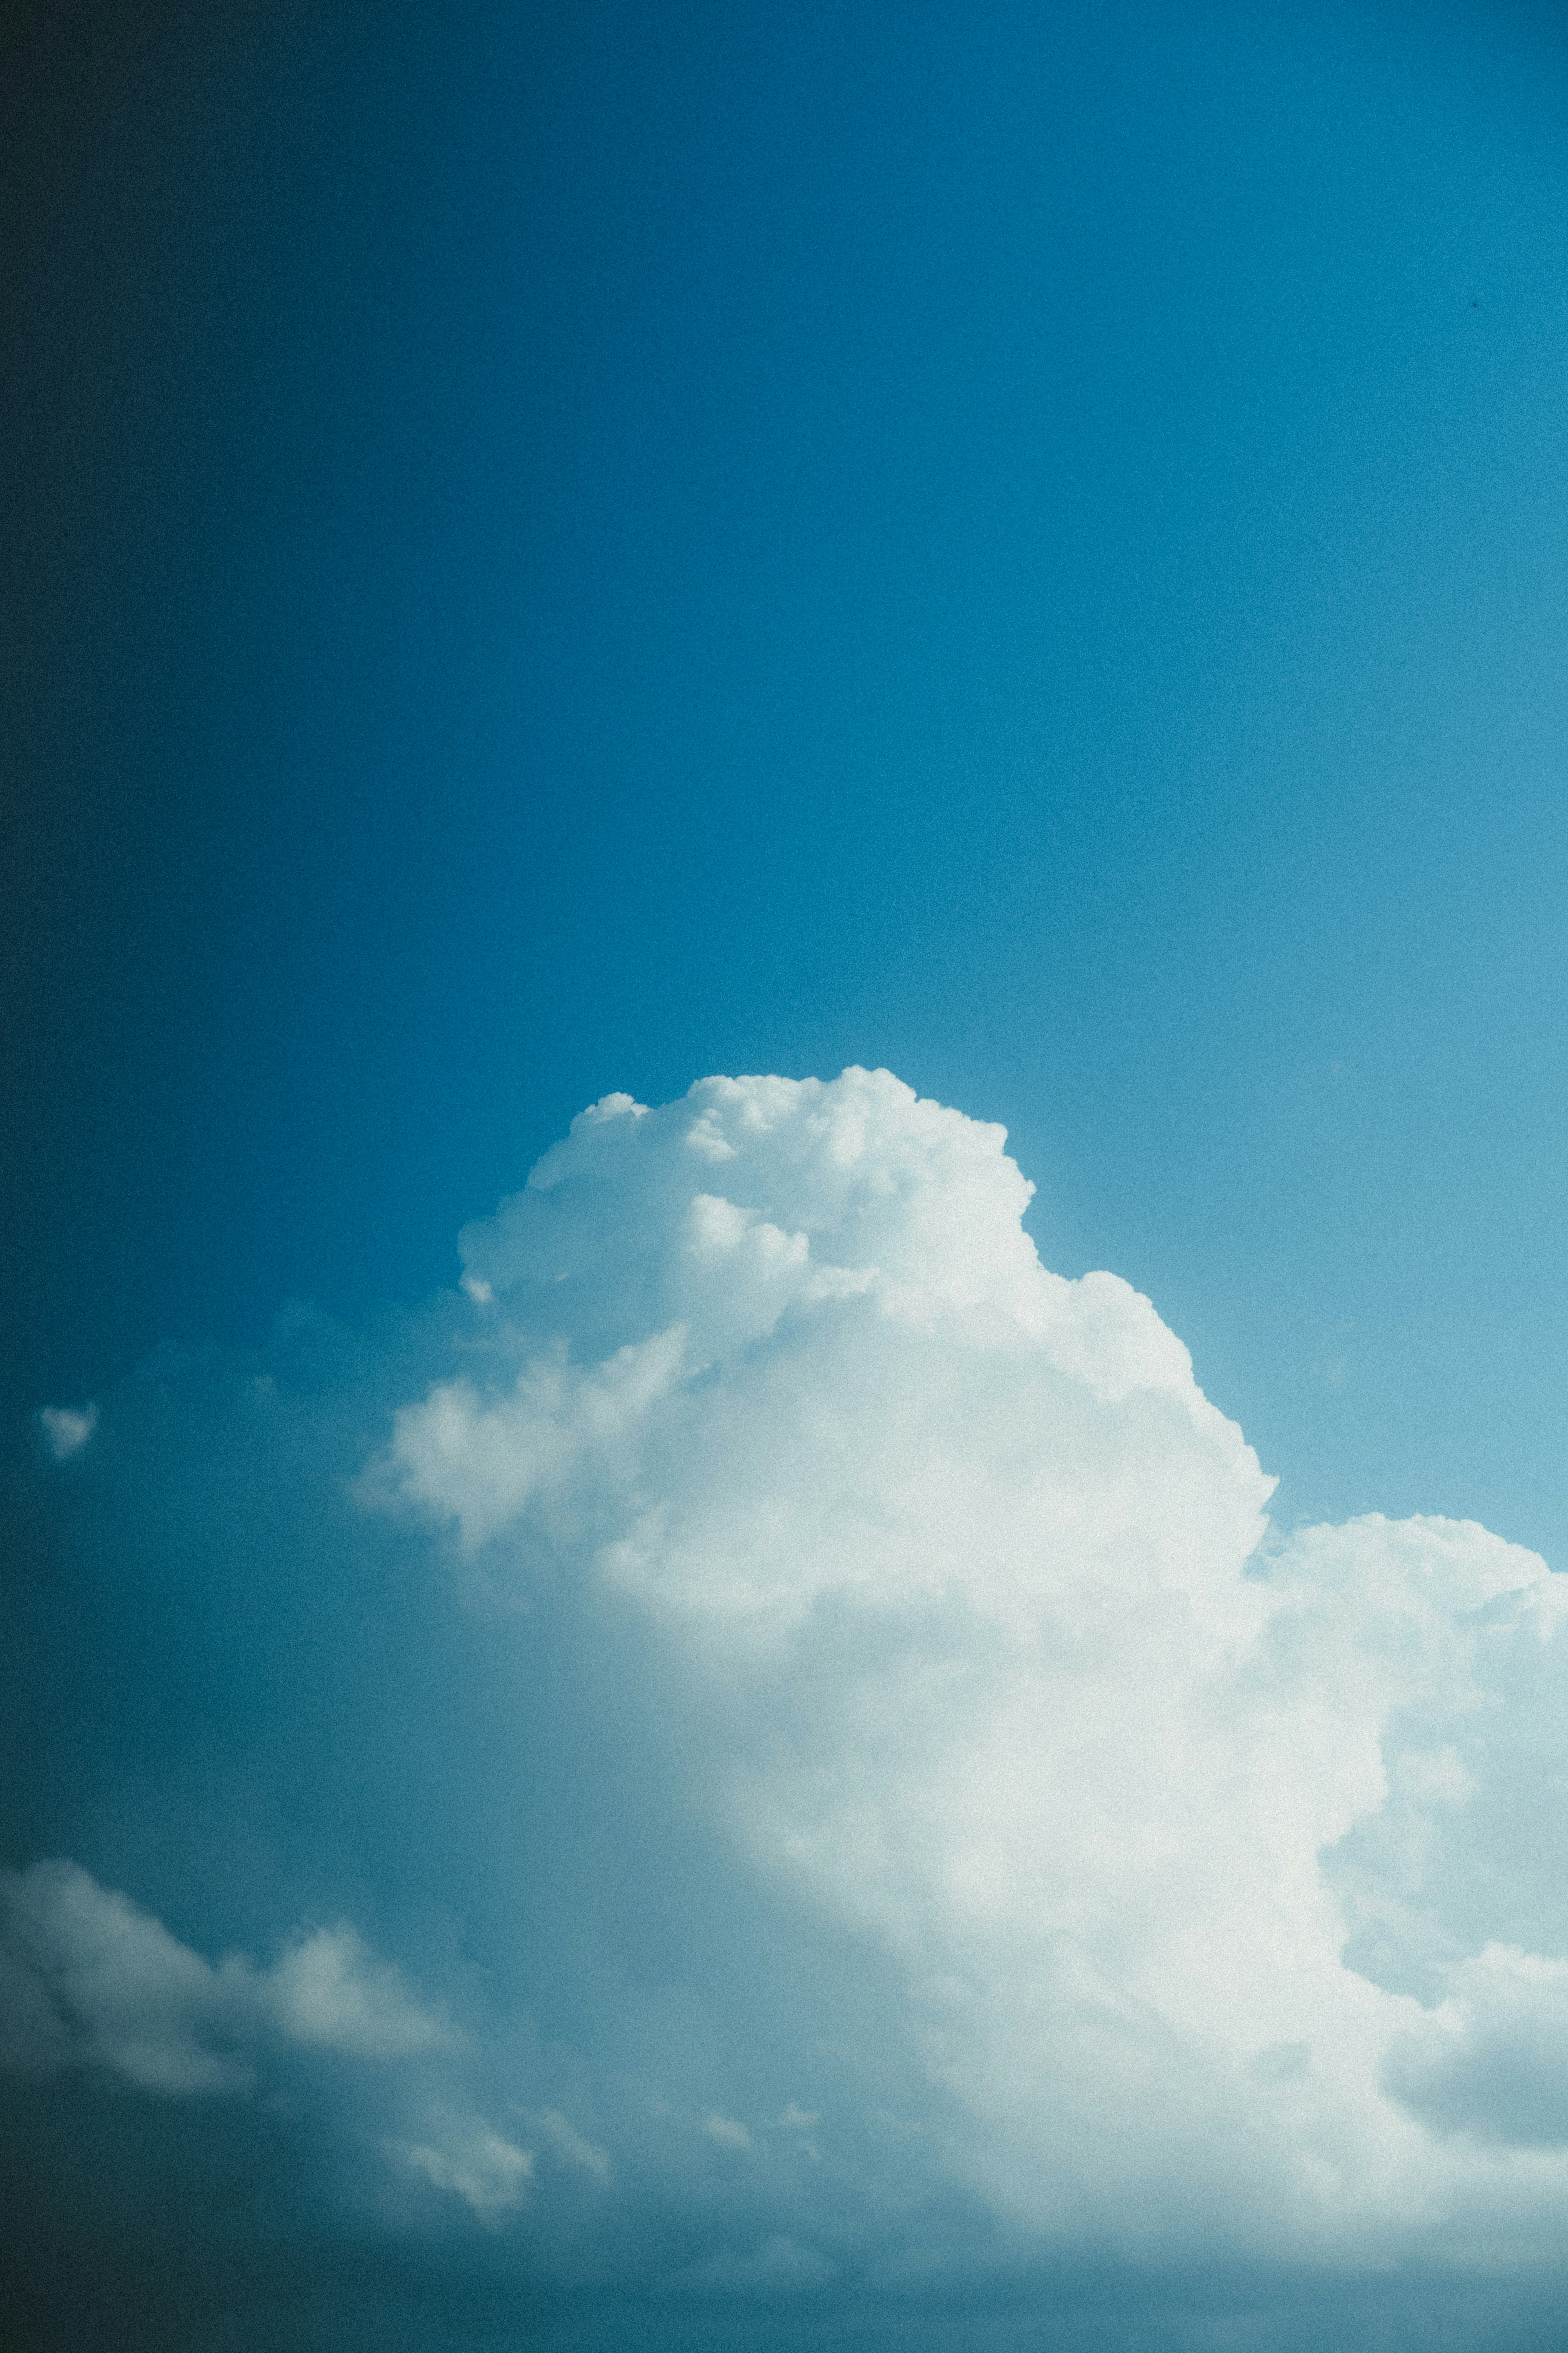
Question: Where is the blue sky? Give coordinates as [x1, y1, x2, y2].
[6, 2, 1568, 2344]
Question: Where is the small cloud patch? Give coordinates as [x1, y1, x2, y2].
[38, 1403, 96, 1461]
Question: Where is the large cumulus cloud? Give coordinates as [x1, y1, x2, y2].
[11, 1067, 1568, 2345]
[384, 1069, 1568, 2259]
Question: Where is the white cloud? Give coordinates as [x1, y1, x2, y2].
[0, 1858, 253, 2094]
[0, 1860, 449, 2094]
[702, 2110, 753, 2150]
[393, 2116, 534, 2219]
[380, 1067, 1568, 2267]
[265, 1924, 450, 2061]
[38, 1403, 96, 1461]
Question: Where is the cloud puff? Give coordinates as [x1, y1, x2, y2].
[38, 1402, 96, 1461]
[391, 2116, 535, 2220]
[380, 1067, 1568, 2269]
[0, 1860, 449, 2094]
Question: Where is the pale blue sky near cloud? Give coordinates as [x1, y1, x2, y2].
[6, 0, 1568, 2343]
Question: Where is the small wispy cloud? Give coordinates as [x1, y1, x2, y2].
[38, 1402, 96, 1461]
[534, 2106, 610, 2180]
[392, 2118, 534, 2221]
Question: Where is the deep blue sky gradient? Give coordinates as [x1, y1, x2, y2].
[7, 0, 1568, 1556]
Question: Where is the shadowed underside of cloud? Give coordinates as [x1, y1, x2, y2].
[10, 1068, 1568, 2348]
